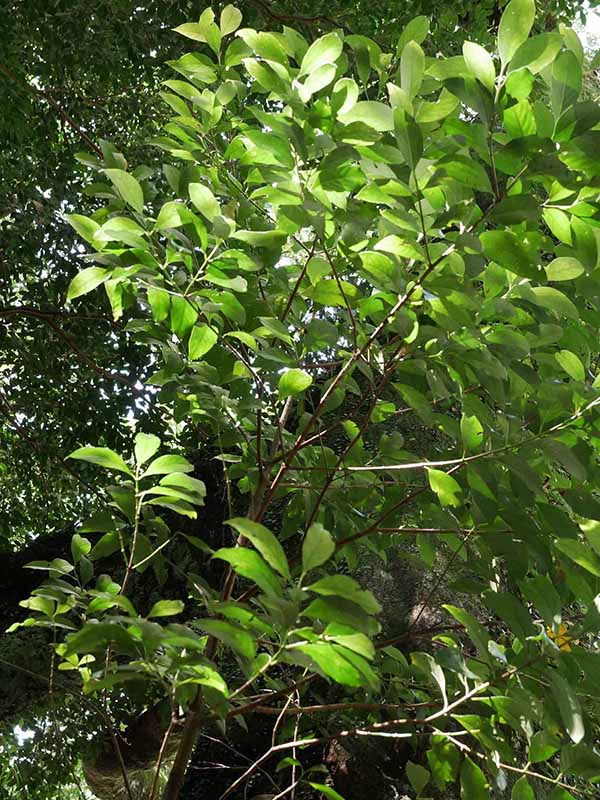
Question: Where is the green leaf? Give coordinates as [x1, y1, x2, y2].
[480, 230, 536, 279]
[484, 591, 535, 640]
[509, 33, 563, 74]
[189, 325, 218, 360]
[213, 547, 282, 596]
[148, 286, 170, 323]
[339, 101, 395, 132]
[103, 169, 144, 213]
[65, 213, 101, 244]
[521, 575, 561, 628]
[143, 455, 194, 477]
[520, 286, 579, 320]
[549, 671, 585, 743]
[89, 531, 121, 561]
[71, 534, 91, 565]
[147, 497, 197, 518]
[220, 4, 242, 36]
[307, 575, 381, 614]
[460, 414, 484, 451]
[555, 538, 600, 577]
[555, 350, 585, 381]
[155, 201, 185, 230]
[444, 604, 490, 662]
[309, 783, 346, 800]
[278, 368, 312, 398]
[549, 791, 576, 800]
[563, 490, 600, 520]
[170, 295, 198, 338]
[460, 756, 488, 799]
[463, 42, 495, 92]
[498, 0, 535, 66]
[189, 183, 220, 222]
[67, 267, 111, 301]
[427, 468, 462, 508]
[511, 777, 534, 800]
[406, 761, 430, 795]
[160, 473, 206, 503]
[134, 433, 161, 466]
[299, 32, 343, 76]
[427, 738, 460, 789]
[401, 41, 425, 100]
[196, 619, 256, 660]
[296, 642, 365, 687]
[397, 16, 429, 55]
[302, 523, 335, 574]
[173, 23, 206, 42]
[231, 229, 288, 247]
[227, 518, 290, 579]
[545, 257, 584, 281]
[299, 63, 337, 101]
[148, 599, 184, 618]
[551, 51, 582, 119]
[68, 446, 132, 476]
[438, 156, 492, 193]
[560, 742, 600, 780]
[529, 729, 560, 763]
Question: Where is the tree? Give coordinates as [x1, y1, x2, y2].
[5, 1, 600, 799]
[0, 0, 594, 545]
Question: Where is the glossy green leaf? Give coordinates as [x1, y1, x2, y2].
[309, 783, 346, 800]
[68, 446, 132, 476]
[142, 454, 194, 477]
[220, 4, 242, 36]
[278, 368, 312, 398]
[103, 169, 144, 213]
[545, 257, 583, 281]
[550, 671, 585, 743]
[463, 42, 495, 92]
[196, 618, 256, 660]
[397, 16, 429, 55]
[227, 517, 290, 579]
[189, 325, 218, 360]
[302, 523, 335, 574]
[189, 183, 220, 222]
[555, 539, 600, 577]
[427, 468, 462, 508]
[460, 756, 488, 799]
[555, 350, 585, 381]
[134, 433, 161, 466]
[67, 267, 111, 301]
[212, 547, 282, 595]
[511, 777, 534, 800]
[529, 730, 561, 763]
[307, 575, 381, 614]
[498, 0, 535, 65]
[148, 599, 184, 618]
[460, 413, 484, 451]
[299, 32, 343, 76]
[401, 41, 425, 99]
[406, 760, 430, 795]
[480, 230, 536, 279]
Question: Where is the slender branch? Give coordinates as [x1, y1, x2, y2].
[281, 238, 316, 322]
[0, 62, 103, 157]
[243, 0, 353, 34]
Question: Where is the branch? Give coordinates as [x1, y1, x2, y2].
[243, 0, 353, 34]
[0, 62, 103, 157]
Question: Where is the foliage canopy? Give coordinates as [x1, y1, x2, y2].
[5, 1, 600, 799]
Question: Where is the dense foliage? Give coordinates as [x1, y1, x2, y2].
[1, 3, 597, 547]
[5, 0, 600, 798]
